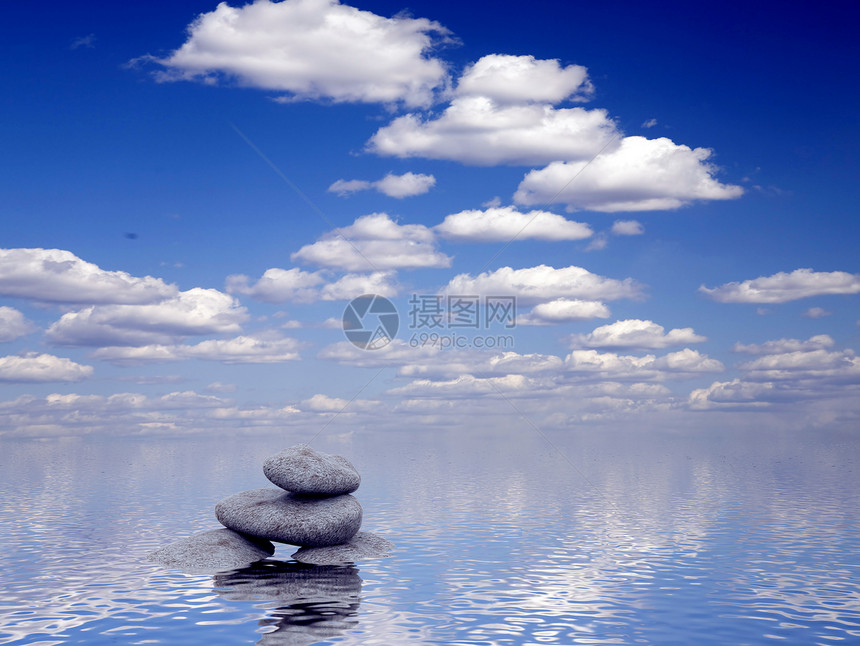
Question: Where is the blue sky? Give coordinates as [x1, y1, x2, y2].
[1, 0, 858, 436]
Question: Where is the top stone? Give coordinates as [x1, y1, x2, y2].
[263, 444, 360, 495]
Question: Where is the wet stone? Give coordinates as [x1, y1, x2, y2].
[263, 444, 361, 496]
[215, 487, 362, 547]
[146, 528, 275, 573]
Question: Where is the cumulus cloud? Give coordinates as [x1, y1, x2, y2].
[455, 54, 592, 104]
[565, 348, 723, 379]
[434, 206, 592, 242]
[369, 97, 619, 165]
[0, 248, 176, 305]
[569, 319, 706, 350]
[733, 335, 834, 355]
[518, 299, 610, 325]
[691, 334, 860, 411]
[301, 393, 379, 412]
[292, 213, 451, 271]
[0, 353, 93, 382]
[92, 332, 301, 364]
[47, 288, 248, 347]
[514, 136, 744, 212]
[443, 265, 641, 305]
[611, 220, 644, 236]
[226, 267, 399, 302]
[0, 306, 36, 342]
[700, 268, 860, 303]
[148, 0, 451, 107]
[329, 172, 436, 198]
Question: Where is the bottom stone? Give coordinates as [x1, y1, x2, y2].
[291, 531, 394, 565]
[147, 528, 275, 573]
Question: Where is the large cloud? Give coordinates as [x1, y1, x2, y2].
[0, 306, 36, 342]
[368, 97, 618, 166]
[292, 213, 450, 271]
[443, 265, 642, 305]
[690, 335, 860, 411]
[514, 136, 743, 212]
[455, 54, 593, 104]
[0, 248, 176, 305]
[435, 206, 592, 242]
[46, 288, 248, 347]
[569, 319, 706, 350]
[92, 332, 301, 364]
[700, 268, 860, 303]
[0, 353, 93, 382]
[149, 0, 451, 106]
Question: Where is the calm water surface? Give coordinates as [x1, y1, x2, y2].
[1, 429, 858, 645]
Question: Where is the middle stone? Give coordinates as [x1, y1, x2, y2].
[215, 488, 362, 547]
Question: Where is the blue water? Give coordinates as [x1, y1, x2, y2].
[1, 429, 858, 645]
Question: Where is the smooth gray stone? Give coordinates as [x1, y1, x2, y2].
[215, 487, 362, 547]
[291, 531, 394, 565]
[263, 444, 360, 495]
[147, 528, 275, 573]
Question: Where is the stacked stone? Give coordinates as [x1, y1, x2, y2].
[148, 444, 392, 571]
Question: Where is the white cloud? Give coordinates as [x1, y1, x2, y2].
[388, 373, 535, 398]
[0, 248, 176, 305]
[518, 299, 610, 325]
[564, 348, 723, 379]
[329, 172, 436, 198]
[375, 172, 436, 198]
[149, 0, 451, 107]
[327, 179, 373, 195]
[691, 335, 860, 412]
[46, 288, 248, 347]
[292, 213, 451, 271]
[0, 306, 36, 342]
[227, 267, 399, 302]
[733, 335, 835, 355]
[435, 206, 592, 242]
[700, 268, 860, 303]
[443, 265, 641, 305]
[642, 118, 657, 128]
[368, 96, 619, 165]
[802, 307, 833, 318]
[569, 319, 706, 350]
[92, 332, 301, 364]
[739, 349, 860, 382]
[515, 136, 743, 212]
[611, 220, 644, 235]
[226, 267, 325, 303]
[455, 54, 592, 104]
[320, 271, 399, 300]
[0, 353, 93, 382]
[301, 393, 379, 412]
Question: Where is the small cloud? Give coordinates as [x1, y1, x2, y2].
[642, 118, 657, 128]
[757, 308, 770, 315]
[71, 34, 96, 50]
[328, 179, 373, 196]
[611, 220, 644, 236]
[482, 196, 502, 208]
[586, 233, 608, 251]
[802, 307, 832, 319]
[206, 381, 237, 393]
[329, 172, 435, 198]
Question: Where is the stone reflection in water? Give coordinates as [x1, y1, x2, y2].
[213, 560, 362, 646]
